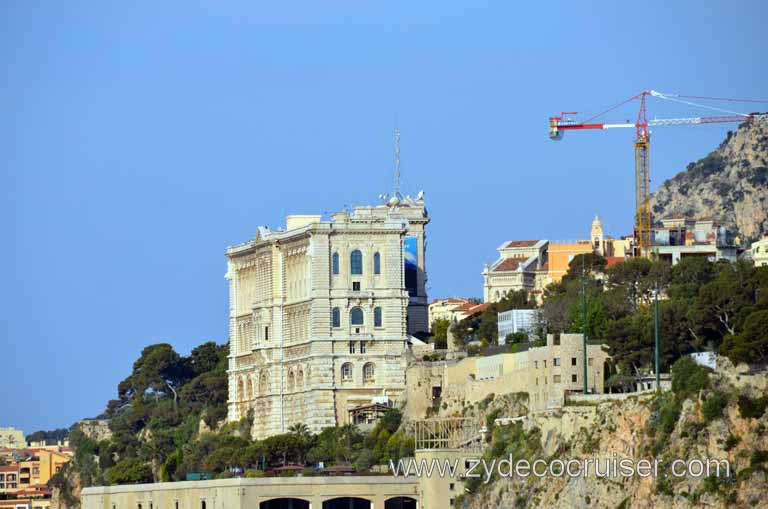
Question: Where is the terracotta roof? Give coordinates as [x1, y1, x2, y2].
[504, 240, 539, 248]
[494, 258, 525, 272]
[0, 465, 19, 472]
[459, 303, 491, 317]
[605, 257, 625, 269]
[431, 297, 471, 305]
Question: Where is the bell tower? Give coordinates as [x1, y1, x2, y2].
[591, 215, 605, 256]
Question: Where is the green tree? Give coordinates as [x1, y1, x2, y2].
[430, 318, 450, 349]
[104, 458, 153, 485]
[721, 309, 768, 364]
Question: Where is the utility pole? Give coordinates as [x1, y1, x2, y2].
[654, 285, 660, 392]
[581, 256, 588, 393]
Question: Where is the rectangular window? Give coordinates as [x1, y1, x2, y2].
[571, 357, 577, 366]
[265, 326, 270, 341]
[352, 281, 361, 291]
[535, 377, 538, 386]
[534, 361, 538, 369]
[588, 357, 594, 367]
[543, 360, 547, 368]
[572, 374, 578, 383]
[349, 342, 355, 354]
[553, 358, 560, 366]
[553, 375, 561, 383]
[360, 342, 366, 354]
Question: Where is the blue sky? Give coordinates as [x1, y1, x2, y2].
[1, 1, 766, 431]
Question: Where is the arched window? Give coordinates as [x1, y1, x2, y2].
[297, 369, 304, 390]
[341, 362, 353, 381]
[350, 307, 364, 325]
[363, 362, 375, 382]
[374, 307, 383, 328]
[332, 252, 340, 275]
[237, 378, 245, 401]
[332, 307, 341, 328]
[288, 371, 295, 392]
[373, 252, 381, 275]
[350, 249, 363, 275]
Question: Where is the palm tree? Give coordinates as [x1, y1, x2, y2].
[288, 423, 311, 465]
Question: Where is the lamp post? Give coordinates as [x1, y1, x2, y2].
[581, 256, 588, 394]
[654, 285, 660, 392]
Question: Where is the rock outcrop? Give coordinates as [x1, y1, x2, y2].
[651, 118, 768, 243]
[459, 359, 768, 508]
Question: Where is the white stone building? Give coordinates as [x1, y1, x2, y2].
[750, 234, 768, 267]
[481, 240, 549, 303]
[225, 196, 429, 439]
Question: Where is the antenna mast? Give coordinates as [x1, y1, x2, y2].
[394, 127, 401, 197]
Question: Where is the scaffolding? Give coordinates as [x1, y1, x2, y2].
[411, 418, 482, 452]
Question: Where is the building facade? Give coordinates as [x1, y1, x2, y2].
[482, 216, 631, 301]
[482, 240, 548, 302]
[750, 234, 768, 267]
[427, 298, 473, 327]
[405, 333, 610, 415]
[226, 197, 428, 439]
[497, 309, 541, 343]
[652, 217, 738, 264]
[82, 477, 419, 509]
[0, 428, 25, 449]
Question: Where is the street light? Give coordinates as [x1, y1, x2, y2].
[654, 284, 660, 392]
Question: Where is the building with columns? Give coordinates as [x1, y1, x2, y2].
[225, 194, 429, 439]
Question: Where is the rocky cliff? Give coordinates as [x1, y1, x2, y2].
[458, 358, 768, 509]
[651, 118, 768, 242]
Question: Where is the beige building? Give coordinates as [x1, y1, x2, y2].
[226, 195, 429, 439]
[427, 298, 472, 326]
[0, 427, 26, 449]
[82, 477, 419, 509]
[482, 240, 549, 302]
[483, 216, 631, 300]
[406, 334, 610, 415]
[750, 234, 768, 267]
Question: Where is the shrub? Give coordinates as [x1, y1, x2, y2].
[702, 391, 728, 420]
[724, 434, 741, 451]
[671, 357, 711, 400]
[737, 395, 768, 419]
[750, 450, 768, 468]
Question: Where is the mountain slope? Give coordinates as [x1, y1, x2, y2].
[651, 118, 768, 243]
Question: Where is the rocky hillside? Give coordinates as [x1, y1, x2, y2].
[651, 117, 768, 242]
[457, 357, 768, 509]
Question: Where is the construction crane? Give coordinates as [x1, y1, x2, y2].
[549, 90, 767, 257]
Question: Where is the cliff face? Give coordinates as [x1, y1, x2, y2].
[651, 119, 768, 242]
[461, 359, 768, 509]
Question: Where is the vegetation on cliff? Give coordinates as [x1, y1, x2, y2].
[52, 339, 414, 500]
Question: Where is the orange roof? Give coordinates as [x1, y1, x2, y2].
[605, 257, 625, 269]
[504, 240, 539, 248]
[431, 297, 471, 305]
[456, 302, 491, 317]
[494, 258, 526, 272]
[0, 465, 19, 472]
